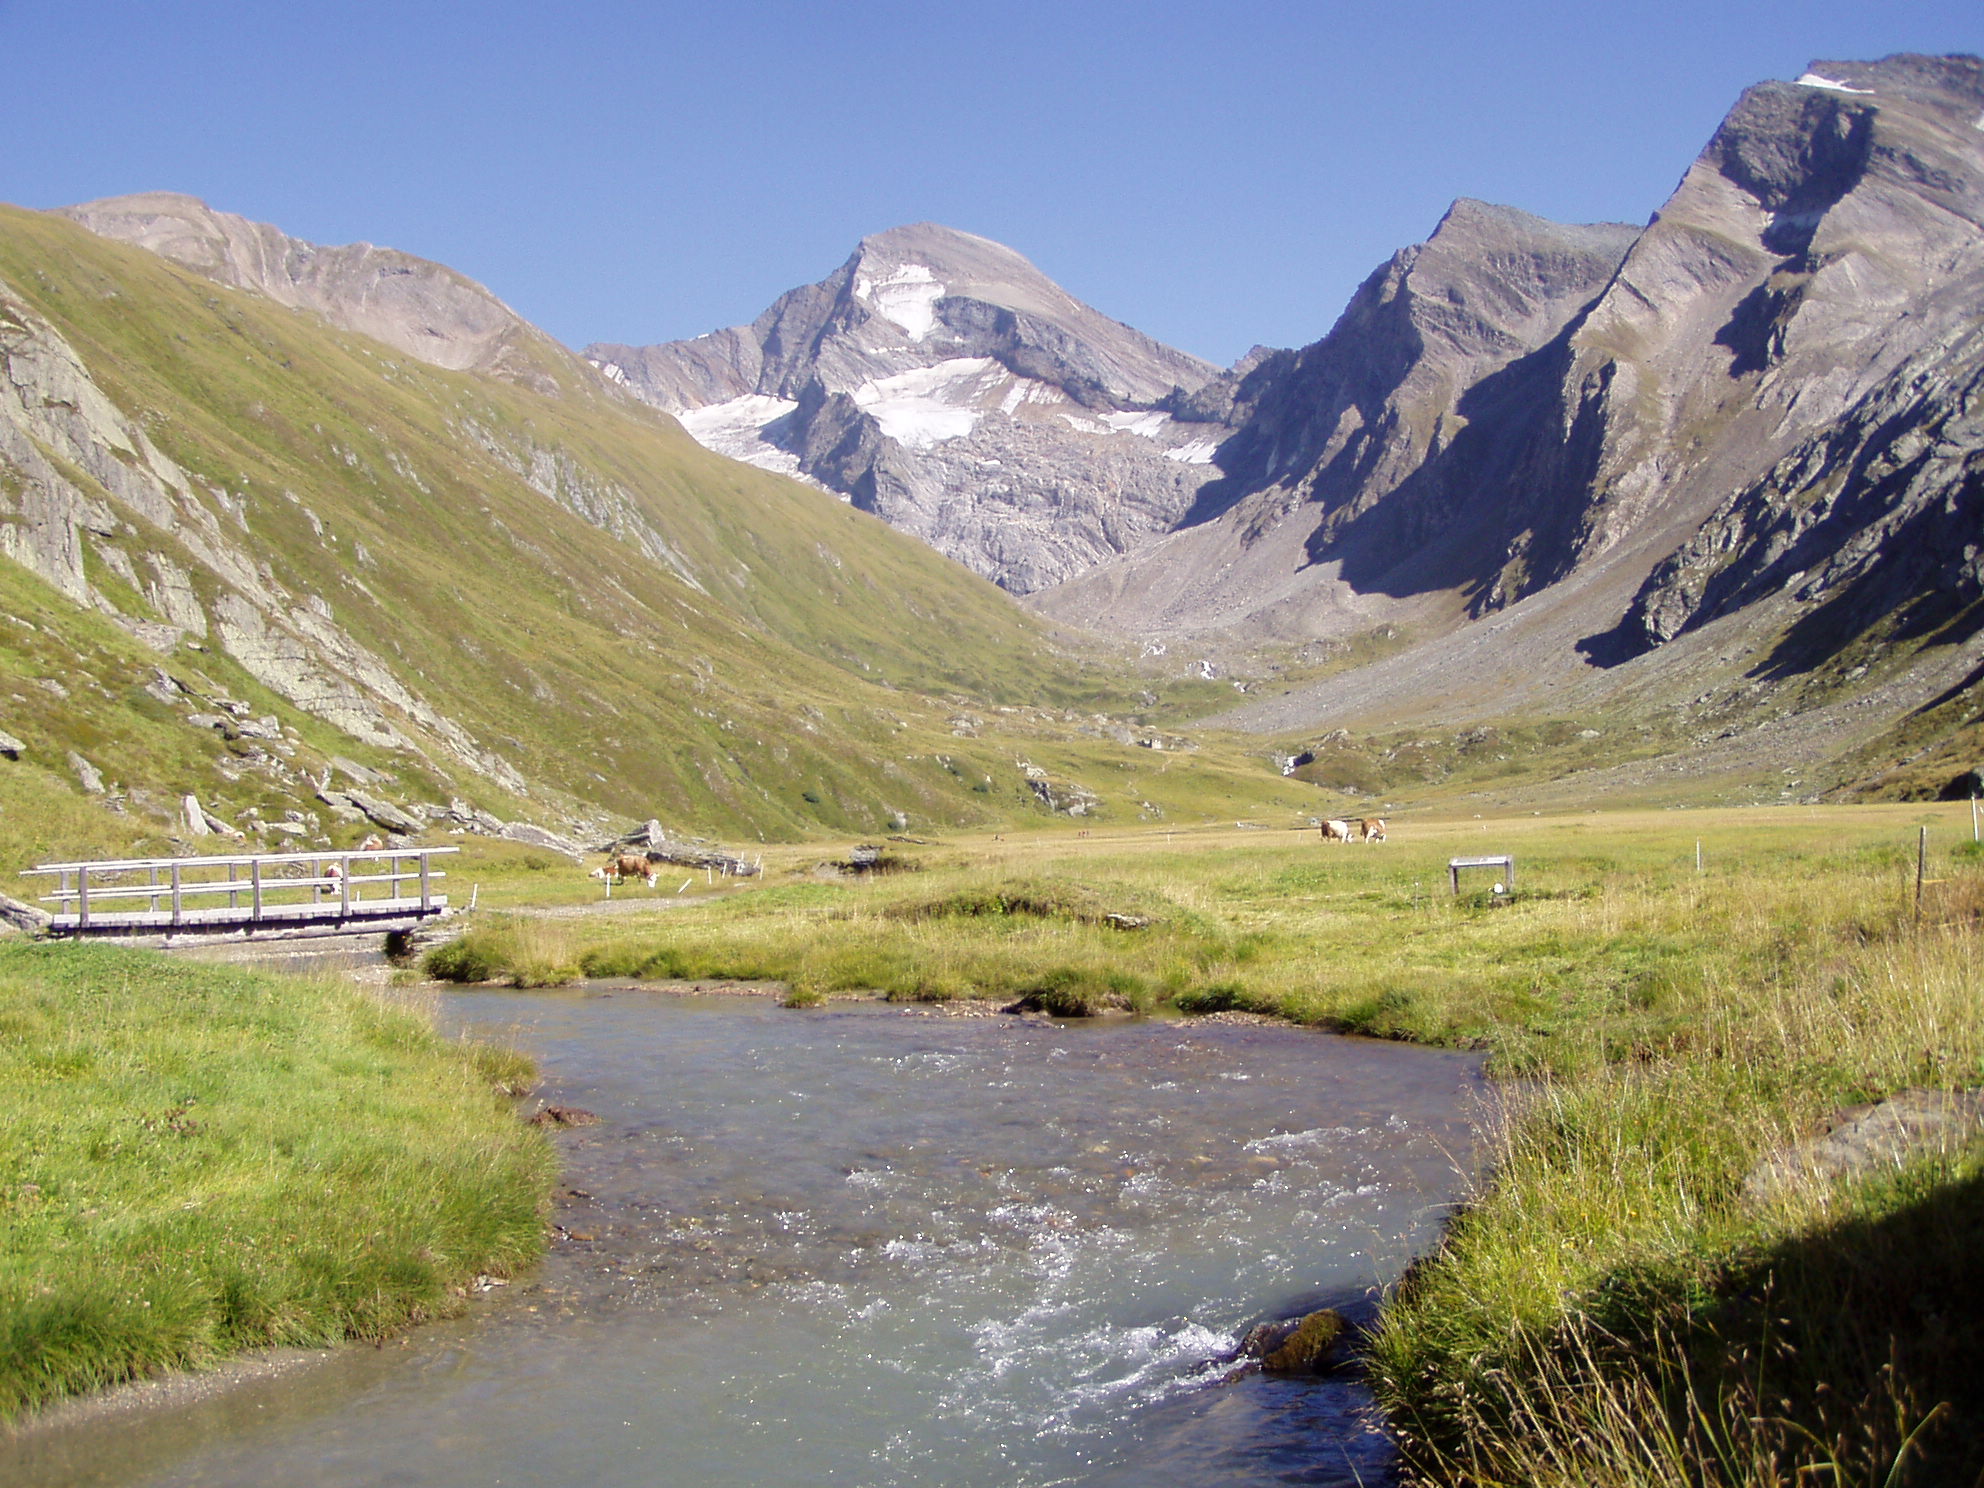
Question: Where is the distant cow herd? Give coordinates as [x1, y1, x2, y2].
[1320, 817, 1386, 843]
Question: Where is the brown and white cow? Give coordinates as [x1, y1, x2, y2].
[590, 853, 660, 889]
[1358, 818, 1388, 843]
[1319, 819, 1354, 842]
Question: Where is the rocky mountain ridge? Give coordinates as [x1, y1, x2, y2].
[58, 192, 593, 396]
[1036, 52, 1984, 762]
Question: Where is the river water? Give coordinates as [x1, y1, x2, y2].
[14, 986, 1485, 1487]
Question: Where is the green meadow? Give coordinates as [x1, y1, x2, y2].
[432, 803, 1984, 1486]
[0, 941, 552, 1422]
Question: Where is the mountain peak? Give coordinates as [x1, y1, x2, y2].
[839, 222, 1074, 329]
[1792, 52, 1984, 115]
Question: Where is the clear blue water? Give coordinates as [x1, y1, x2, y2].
[11, 988, 1486, 1487]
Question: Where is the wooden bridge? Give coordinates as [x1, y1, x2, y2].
[22, 847, 455, 940]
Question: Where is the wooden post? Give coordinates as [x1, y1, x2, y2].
[147, 865, 160, 914]
[1695, 840, 1703, 874]
[419, 852, 431, 912]
[339, 856, 351, 916]
[251, 859, 263, 920]
[227, 861, 239, 911]
[1916, 826, 1928, 922]
[171, 863, 183, 926]
[1971, 793, 1978, 844]
[1448, 861, 1460, 895]
[78, 865, 91, 929]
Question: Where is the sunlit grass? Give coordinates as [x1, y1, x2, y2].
[0, 941, 554, 1421]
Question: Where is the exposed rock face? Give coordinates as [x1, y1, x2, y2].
[1038, 54, 1984, 719]
[1037, 200, 1639, 638]
[57, 193, 574, 391]
[589, 224, 1231, 591]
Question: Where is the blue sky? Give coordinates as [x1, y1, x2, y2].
[4, 1, 1979, 365]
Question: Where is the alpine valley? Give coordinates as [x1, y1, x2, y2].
[4, 51, 1983, 861]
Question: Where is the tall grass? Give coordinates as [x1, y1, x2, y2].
[1368, 914, 1984, 1486]
[0, 940, 554, 1420]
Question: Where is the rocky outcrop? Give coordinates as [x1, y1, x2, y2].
[0, 266, 524, 793]
[589, 223, 1232, 592]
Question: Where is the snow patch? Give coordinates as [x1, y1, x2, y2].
[852, 357, 1002, 448]
[854, 262, 946, 341]
[1165, 439, 1220, 465]
[1099, 411, 1170, 438]
[1057, 412, 1106, 435]
[1795, 72, 1874, 94]
[674, 394, 819, 485]
[999, 379, 1066, 416]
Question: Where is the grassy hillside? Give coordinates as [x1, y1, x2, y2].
[0, 205, 1252, 857]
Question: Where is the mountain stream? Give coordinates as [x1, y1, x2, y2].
[14, 985, 1486, 1487]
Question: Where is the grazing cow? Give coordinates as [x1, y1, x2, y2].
[590, 853, 659, 889]
[1359, 818, 1388, 843]
[357, 833, 386, 852]
[1319, 819, 1354, 843]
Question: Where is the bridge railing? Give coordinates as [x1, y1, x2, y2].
[22, 847, 456, 929]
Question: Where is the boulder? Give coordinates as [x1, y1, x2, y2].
[1744, 1089, 1984, 1206]
[314, 788, 369, 824]
[424, 798, 509, 835]
[1261, 1309, 1348, 1372]
[0, 891, 54, 935]
[0, 729, 23, 761]
[500, 821, 590, 860]
[344, 791, 424, 836]
[329, 755, 392, 787]
[66, 752, 104, 794]
[184, 793, 210, 835]
[1232, 1309, 1353, 1375]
